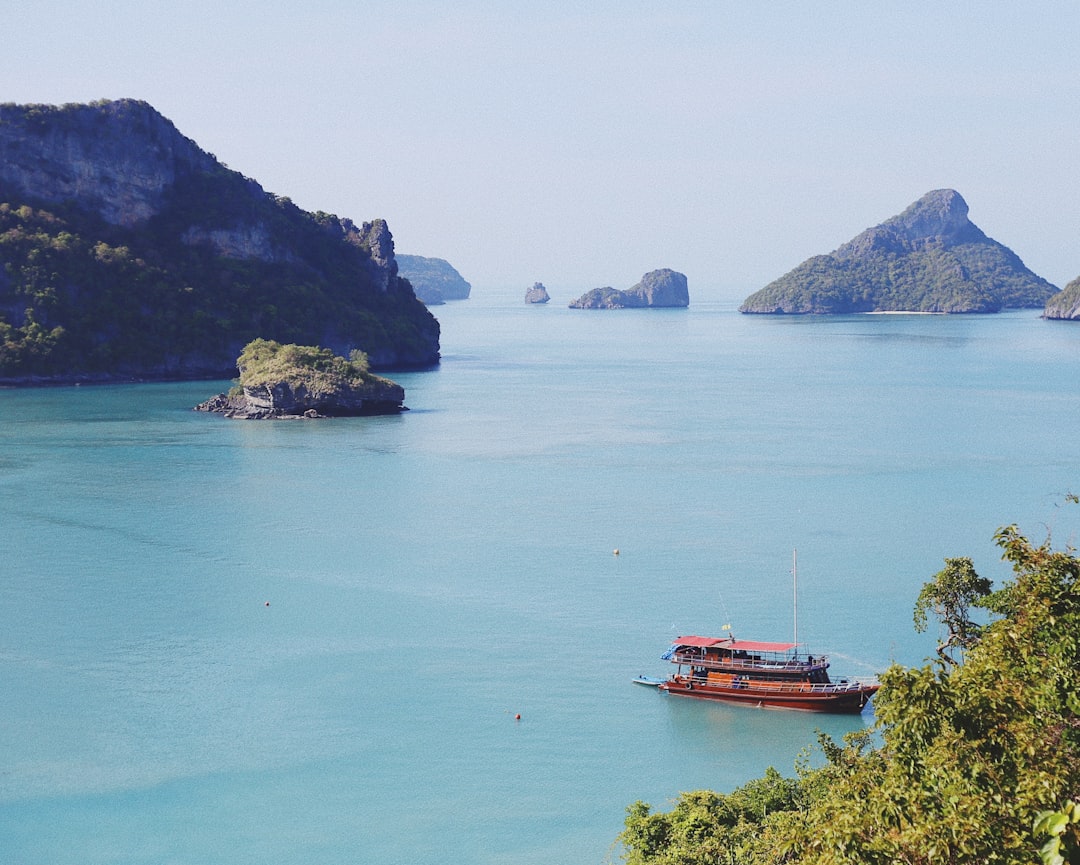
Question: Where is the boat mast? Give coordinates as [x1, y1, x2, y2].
[792, 548, 798, 653]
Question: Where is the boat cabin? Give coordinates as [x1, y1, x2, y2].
[663, 635, 832, 684]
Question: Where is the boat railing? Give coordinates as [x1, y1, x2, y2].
[798, 680, 877, 694]
[671, 673, 879, 694]
[666, 649, 827, 672]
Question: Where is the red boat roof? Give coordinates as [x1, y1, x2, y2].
[673, 636, 726, 647]
[673, 636, 799, 653]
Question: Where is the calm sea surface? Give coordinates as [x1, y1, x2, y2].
[2, 292, 1079, 864]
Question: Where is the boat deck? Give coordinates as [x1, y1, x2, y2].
[664, 649, 828, 675]
[659, 672, 879, 712]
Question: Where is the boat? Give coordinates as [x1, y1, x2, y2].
[651, 550, 880, 713]
[632, 675, 665, 687]
[656, 634, 879, 712]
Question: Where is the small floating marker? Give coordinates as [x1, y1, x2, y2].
[514, 713, 521, 721]
[265, 601, 270, 607]
[613, 548, 620, 556]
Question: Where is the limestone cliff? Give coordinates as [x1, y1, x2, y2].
[740, 190, 1057, 314]
[0, 99, 439, 382]
[0, 100, 218, 227]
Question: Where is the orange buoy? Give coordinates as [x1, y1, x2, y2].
[514, 713, 521, 720]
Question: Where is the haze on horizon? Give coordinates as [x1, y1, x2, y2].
[8, 1, 1079, 303]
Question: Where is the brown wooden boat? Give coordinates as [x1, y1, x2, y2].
[654, 635, 879, 713]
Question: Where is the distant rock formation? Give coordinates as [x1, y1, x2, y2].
[525, 282, 550, 303]
[739, 189, 1058, 314]
[396, 254, 471, 304]
[569, 269, 689, 309]
[1044, 276, 1080, 320]
[0, 99, 439, 383]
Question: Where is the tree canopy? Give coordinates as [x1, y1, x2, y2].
[620, 514, 1080, 865]
[236, 339, 384, 394]
[912, 556, 993, 665]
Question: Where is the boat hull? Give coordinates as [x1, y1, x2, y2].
[658, 676, 877, 713]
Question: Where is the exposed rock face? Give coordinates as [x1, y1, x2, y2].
[195, 378, 406, 419]
[525, 282, 550, 303]
[347, 218, 398, 293]
[0, 99, 440, 382]
[569, 269, 689, 309]
[181, 223, 292, 262]
[1044, 276, 1080, 320]
[0, 99, 218, 227]
[396, 254, 471, 304]
[740, 189, 1057, 314]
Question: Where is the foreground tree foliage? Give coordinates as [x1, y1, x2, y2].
[912, 556, 993, 666]
[620, 517, 1080, 865]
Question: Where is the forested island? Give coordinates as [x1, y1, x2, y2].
[618, 514, 1080, 865]
[740, 189, 1058, 315]
[195, 339, 404, 418]
[0, 99, 440, 384]
[396, 254, 471, 305]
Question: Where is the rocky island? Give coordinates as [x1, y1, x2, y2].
[569, 269, 689, 309]
[0, 99, 440, 384]
[739, 189, 1058, 314]
[1044, 276, 1080, 320]
[525, 282, 550, 303]
[195, 339, 405, 419]
[396, 254, 471, 305]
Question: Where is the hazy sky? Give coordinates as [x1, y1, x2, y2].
[8, 2, 1079, 302]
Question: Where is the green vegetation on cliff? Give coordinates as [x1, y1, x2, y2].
[0, 100, 439, 381]
[740, 190, 1058, 314]
[620, 512, 1080, 865]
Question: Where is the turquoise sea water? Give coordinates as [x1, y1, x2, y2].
[2, 293, 1080, 864]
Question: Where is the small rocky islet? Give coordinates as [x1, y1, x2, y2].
[195, 339, 405, 419]
[525, 282, 550, 303]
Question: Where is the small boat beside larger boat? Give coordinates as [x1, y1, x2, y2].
[654, 634, 879, 713]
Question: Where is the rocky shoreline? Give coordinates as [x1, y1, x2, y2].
[194, 379, 406, 419]
[0, 370, 235, 388]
